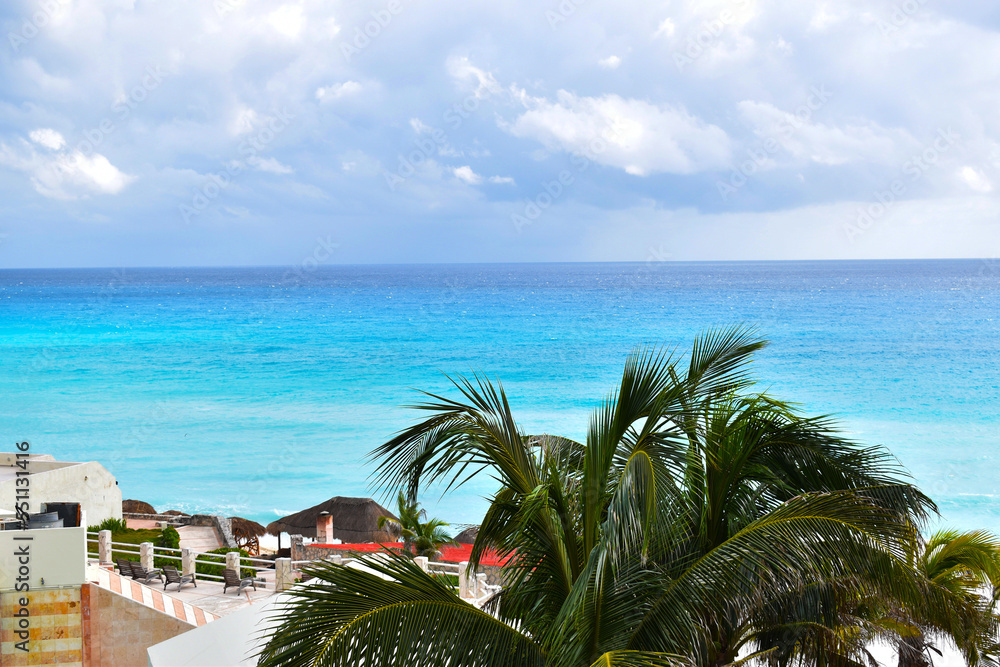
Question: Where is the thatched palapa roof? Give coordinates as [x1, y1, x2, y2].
[454, 526, 479, 544]
[266, 496, 398, 542]
[123, 499, 157, 514]
[230, 516, 266, 540]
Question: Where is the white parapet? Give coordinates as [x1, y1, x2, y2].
[0, 526, 86, 590]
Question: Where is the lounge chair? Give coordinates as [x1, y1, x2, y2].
[116, 558, 134, 577]
[162, 565, 196, 591]
[223, 568, 256, 595]
[129, 562, 163, 584]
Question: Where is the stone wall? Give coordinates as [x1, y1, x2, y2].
[478, 563, 504, 588]
[83, 583, 193, 667]
[183, 515, 237, 549]
[291, 540, 404, 563]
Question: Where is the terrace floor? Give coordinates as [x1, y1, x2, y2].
[87, 561, 277, 618]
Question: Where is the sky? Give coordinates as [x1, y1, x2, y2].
[0, 0, 999, 267]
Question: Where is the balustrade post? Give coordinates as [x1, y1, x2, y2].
[458, 561, 470, 598]
[140, 542, 154, 571]
[98, 530, 112, 564]
[275, 558, 293, 592]
[225, 550, 240, 574]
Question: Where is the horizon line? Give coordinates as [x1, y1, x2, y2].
[0, 257, 994, 271]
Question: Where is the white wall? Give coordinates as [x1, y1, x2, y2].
[0, 526, 87, 590]
[0, 456, 122, 525]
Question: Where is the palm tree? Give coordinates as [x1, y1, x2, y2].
[258, 326, 943, 667]
[893, 530, 1000, 667]
[378, 490, 456, 559]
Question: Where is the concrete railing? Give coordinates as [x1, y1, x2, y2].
[92, 529, 498, 598]
[93, 529, 272, 587]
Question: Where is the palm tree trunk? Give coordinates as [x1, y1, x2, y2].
[897, 634, 930, 667]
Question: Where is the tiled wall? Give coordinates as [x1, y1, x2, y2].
[83, 583, 194, 667]
[0, 586, 84, 666]
[0, 584, 197, 667]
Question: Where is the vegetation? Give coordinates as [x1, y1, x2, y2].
[377, 491, 456, 559]
[893, 530, 1000, 667]
[258, 327, 1000, 667]
[158, 525, 181, 550]
[196, 547, 256, 580]
[86, 522, 165, 564]
[88, 517, 128, 533]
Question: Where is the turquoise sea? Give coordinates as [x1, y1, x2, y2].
[1, 260, 998, 532]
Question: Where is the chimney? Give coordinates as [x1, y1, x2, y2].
[316, 511, 333, 544]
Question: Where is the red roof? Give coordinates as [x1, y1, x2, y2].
[311, 541, 511, 567]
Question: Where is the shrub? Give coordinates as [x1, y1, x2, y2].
[157, 525, 181, 550]
[88, 517, 129, 533]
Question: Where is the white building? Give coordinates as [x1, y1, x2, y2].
[0, 453, 122, 526]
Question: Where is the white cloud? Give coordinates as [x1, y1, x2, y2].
[230, 106, 260, 136]
[598, 55, 622, 69]
[446, 56, 502, 99]
[489, 175, 515, 184]
[507, 90, 732, 175]
[316, 81, 362, 102]
[249, 156, 294, 174]
[960, 166, 993, 193]
[453, 165, 482, 185]
[771, 36, 793, 56]
[410, 118, 433, 134]
[738, 100, 915, 166]
[268, 5, 305, 39]
[809, 3, 848, 31]
[654, 18, 675, 39]
[0, 136, 133, 200]
[29, 129, 66, 151]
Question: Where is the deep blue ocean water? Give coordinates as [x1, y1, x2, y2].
[1, 260, 998, 533]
